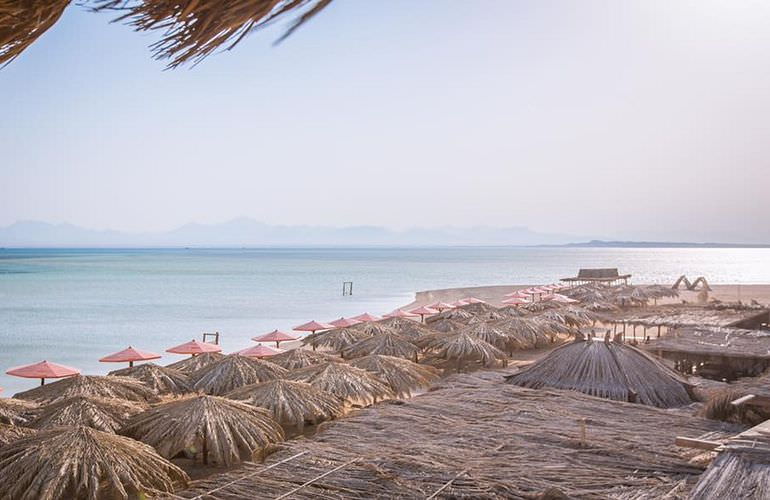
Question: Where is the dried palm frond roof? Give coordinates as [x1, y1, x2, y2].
[426, 308, 475, 324]
[191, 354, 287, 396]
[226, 379, 343, 427]
[351, 321, 398, 337]
[643, 326, 770, 359]
[28, 395, 145, 433]
[342, 332, 420, 361]
[0, 397, 38, 425]
[14, 375, 158, 404]
[376, 317, 434, 339]
[426, 318, 465, 333]
[165, 351, 224, 374]
[349, 355, 439, 398]
[506, 336, 695, 408]
[302, 327, 369, 352]
[0, 423, 35, 446]
[119, 395, 283, 466]
[1, 0, 334, 68]
[0, 425, 188, 500]
[287, 362, 394, 406]
[109, 362, 193, 395]
[699, 389, 770, 427]
[268, 348, 340, 370]
[420, 332, 508, 372]
[492, 316, 551, 349]
[456, 322, 515, 352]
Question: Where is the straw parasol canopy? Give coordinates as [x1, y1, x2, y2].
[420, 332, 508, 372]
[267, 349, 341, 371]
[428, 318, 465, 333]
[287, 362, 394, 406]
[377, 316, 434, 340]
[14, 375, 158, 404]
[349, 355, 440, 398]
[351, 312, 382, 322]
[191, 354, 288, 396]
[99, 346, 161, 368]
[302, 326, 368, 352]
[251, 329, 298, 348]
[342, 332, 420, 361]
[108, 362, 193, 395]
[427, 307, 475, 324]
[457, 322, 516, 353]
[493, 317, 551, 350]
[119, 395, 284, 466]
[237, 344, 283, 359]
[0, 423, 35, 446]
[0, 425, 188, 500]
[166, 339, 222, 356]
[28, 395, 145, 433]
[6, 360, 79, 386]
[226, 379, 343, 428]
[0, 397, 38, 425]
[165, 351, 224, 374]
[505, 336, 695, 408]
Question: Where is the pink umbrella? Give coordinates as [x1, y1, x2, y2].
[6, 360, 80, 386]
[504, 290, 531, 299]
[549, 293, 579, 304]
[166, 339, 222, 357]
[428, 301, 454, 312]
[384, 309, 419, 319]
[99, 346, 161, 368]
[461, 297, 486, 304]
[351, 312, 382, 322]
[501, 297, 530, 306]
[294, 320, 335, 335]
[409, 305, 439, 323]
[252, 330, 298, 348]
[449, 299, 469, 307]
[328, 317, 361, 328]
[237, 344, 283, 358]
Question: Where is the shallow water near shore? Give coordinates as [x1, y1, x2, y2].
[1, 246, 769, 394]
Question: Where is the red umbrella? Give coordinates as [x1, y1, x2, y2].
[166, 339, 222, 357]
[449, 299, 469, 307]
[328, 317, 361, 328]
[6, 360, 80, 386]
[351, 312, 382, 322]
[294, 320, 335, 334]
[461, 297, 486, 304]
[501, 297, 530, 306]
[504, 290, 530, 298]
[428, 301, 454, 312]
[237, 344, 283, 358]
[384, 309, 419, 319]
[251, 330, 298, 348]
[409, 305, 439, 323]
[99, 346, 161, 368]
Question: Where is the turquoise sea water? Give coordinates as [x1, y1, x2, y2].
[1, 247, 770, 395]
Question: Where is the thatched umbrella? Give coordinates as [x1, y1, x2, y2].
[268, 348, 340, 371]
[14, 375, 158, 404]
[0, 426, 188, 500]
[28, 395, 145, 433]
[351, 321, 398, 337]
[191, 355, 287, 396]
[457, 322, 516, 353]
[165, 351, 224, 374]
[349, 355, 440, 398]
[505, 336, 695, 408]
[377, 317, 434, 340]
[427, 308, 475, 324]
[119, 395, 284, 465]
[302, 327, 368, 352]
[427, 318, 465, 333]
[226, 379, 343, 428]
[0, 397, 38, 425]
[0, 423, 35, 446]
[493, 317, 550, 350]
[109, 362, 193, 395]
[287, 362, 394, 406]
[420, 332, 508, 372]
[342, 332, 420, 361]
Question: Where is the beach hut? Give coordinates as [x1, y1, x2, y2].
[328, 317, 361, 328]
[351, 312, 383, 322]
[108, 363, 193, 395]
[0, 397, 38, 425]
[267, 349, 341, 371]
[251, 329, 298, 348]
[191, 354, 287, 396]
[420, 332, 508, 372]
[166, 339, 222, 357]
[119, 395, 284, 466]
[409, 305, 438, 323]
[342, 332, 420, 361]
[226, 379, 343, 429]
[28, 395, 145, 433]
[99, 346, 161, 368]
[0, 423, 35, 447]
[6, 360, 79, 386]
[237, 344, 283, 359]
[505, 335, 695, 408]
[287, 362, 394, 406]
[349, 355, 440, 398]
[302, 326, 368, 353]
[165, 351, 224, 374]
[14, 375, 158, 404]
[0, 426, 188, 500]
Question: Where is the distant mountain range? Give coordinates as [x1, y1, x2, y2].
[0, 219, 582, 247]
[559, 240, 770, 249]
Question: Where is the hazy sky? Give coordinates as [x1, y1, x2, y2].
[2, 1, 770, 242]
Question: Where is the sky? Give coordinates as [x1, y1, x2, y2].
[2, 0, 770, 243]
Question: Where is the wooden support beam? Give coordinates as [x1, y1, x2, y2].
[732, 394, 770, 409]
[274, 457, 361, 500]
[675, 436, 721, 451]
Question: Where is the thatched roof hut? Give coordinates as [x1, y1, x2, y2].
[0, 423, 35, 446]
[109, 363, 193, 395]
[506, 337, 695, 408]
[287, 362, 394, 406]
[349, 355, 440, 398]
[420, 332, 508, 372]
[226, 379, 343, 428]
[28, 396, 145, 433]
[165, 351, 224, 374]
[303, 327, 369, 352]
[0, 426, 188, 500]
[268, 348, 340, 370]
[342, 332, 420, 361]
[120, 395, 283, 466]
[0, 397, 38, 425]
[377, 317, 434, 339]
[14, 375, 158, 404]
[191, 355, 287, 396]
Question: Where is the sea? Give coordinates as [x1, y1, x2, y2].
[1, 246, 770, 395]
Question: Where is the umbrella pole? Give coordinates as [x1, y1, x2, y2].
[129, 360, 134, 368]
[40, 377, 45, 386]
